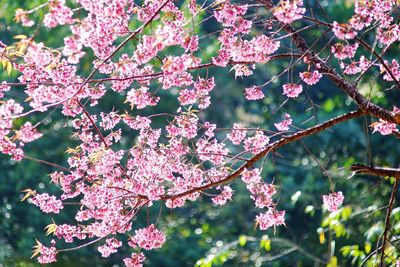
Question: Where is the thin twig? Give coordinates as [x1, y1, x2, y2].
[379, 178, 399, 266]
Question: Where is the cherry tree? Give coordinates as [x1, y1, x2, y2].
[1, 0, 400, 265]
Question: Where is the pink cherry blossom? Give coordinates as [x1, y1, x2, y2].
[256, 208, 285, 230]
[273, 0, 306, 24]
[227, 123, 247, 145]
[377, 25, 400, 45]
[274, 113, 292, 131]
[126, 87, 159, 109]
[241, 168, 262, 184]
[381, 59, 400, 82]
[178, 89, 197, 106]
[331, 43, 359, 60]
[30, 193, 64, 213]
[124, 253, 146, 267]
[3, 0, 400, 265]
[322, 191, 344, 212]
[129, 224, 166, 250]
[0, 82, 11, 98]
[97, 238, 122, 258]
[43, 0, 74, 28]
[15, 9, 34, 27]
[250, 183, 276, 208]
[212, 186, 233, 205]
[332, 21, 357, 40]
[343, 62, 362, 75]
[203, 122, 216, 138]
[182, 35, 199, 52]
[100, 112, 121, 131]
[123, 115, 151, 130]
[36, 240, 57, 264]
[244, 131, 270, 154]
[371, 120, 397, 135]
[214, 3, 247, 27]
[300, 70, 322, 85]
[245, 86, 265, 100]
[54, 224, 86, 243]
[134, 36, 164, 65]
[34, 240, 57, 264]
[165, 197, 186, 209]
[196, 139, 229, 165]
[282, 83, 303, 98]
[16, 122, 43, 143]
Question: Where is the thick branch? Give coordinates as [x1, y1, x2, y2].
[165, 109, 364, 200]
[350, 164, 400, 178]
[259, 0, 400, 124]
[286, 27, 400, 124]
[303, 16, 400, 90]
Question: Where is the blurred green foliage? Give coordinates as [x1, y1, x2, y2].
[1, 0, 400, 266]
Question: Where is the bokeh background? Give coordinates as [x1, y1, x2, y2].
[1, 0, 399, 266]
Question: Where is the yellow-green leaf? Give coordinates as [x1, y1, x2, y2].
[238, 235, 246, 247]
[44, 223, 58, 236]
[6, 61, 12, 75]
[365, 242, 371, 254]
[14, 34, 27, 39]
[319, 231, 326, 244]
[1, 59, 7, 68]
[31, 239, 42, 259]
[327, 256, 337, 267]
[341, 206, 352, 220]
[264, 239, 271, 251]
[21, 188, 36, 202]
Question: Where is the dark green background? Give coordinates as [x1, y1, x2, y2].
[1, 0, 399, 266]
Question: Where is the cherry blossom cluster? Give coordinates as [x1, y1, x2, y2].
[34, 240, 57, 264]
[273, 0, 306, 24]
[212, 186, 234, 205]
[98, 238, 123, 258]
[274, 113, 292, 132]
[30, 193, 64, 214]
[1, 0, 400, 265]
[124, 252, 146, 267]
[372, 107, 400, 135]
[128, 224, 166, 250]
[54, 224, 86, 243]
[282, 83, 303, 98]
[240, 168, 284, 230]
[245, 86, 265, 101]
[322, 191, 345, 212]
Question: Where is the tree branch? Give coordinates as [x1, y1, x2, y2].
[258, 0, 400, 125]
[4, 54, 300, 87]
[380, 178, 399, 266]
[350, 164, 400, 178]
[165, 109, 364, 200]
[302, 16, 400, 90]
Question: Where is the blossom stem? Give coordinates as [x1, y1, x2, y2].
[165, 109, 364, 200]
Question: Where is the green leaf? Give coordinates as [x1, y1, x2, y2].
[238, 235, 246, 247]
[365, 242, 371, 254]
[6, 60, 12, 75]
[323, 99, 335, 112]
[264, 239, 271, 251]
[327, 256, 337, 267]
[341, 206, 352, 220]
